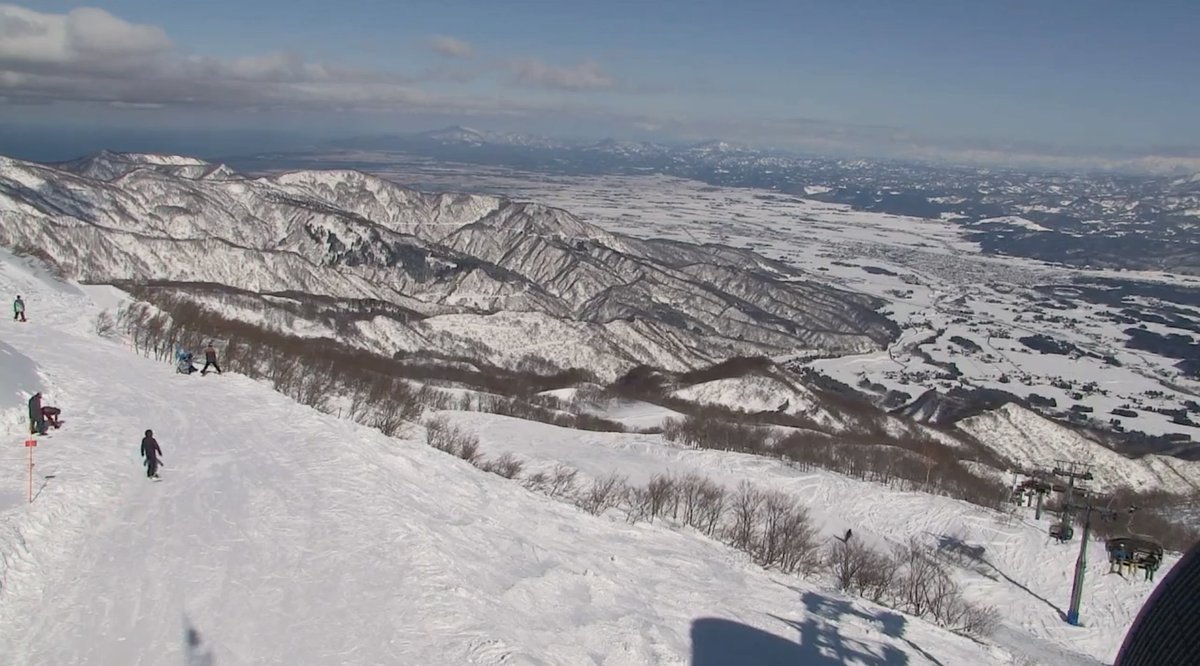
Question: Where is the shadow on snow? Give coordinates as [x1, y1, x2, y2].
[692, 590, 947, 666]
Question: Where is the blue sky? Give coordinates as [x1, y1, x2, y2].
[2, 1, 1198, 166]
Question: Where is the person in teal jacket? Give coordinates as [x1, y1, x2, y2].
[13, 295, 26, 322]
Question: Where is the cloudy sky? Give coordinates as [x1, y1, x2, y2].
[1, 1, 1198, 168]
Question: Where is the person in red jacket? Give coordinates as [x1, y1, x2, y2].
[141, 429, 163, 479]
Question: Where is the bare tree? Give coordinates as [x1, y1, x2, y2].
[693, 479, 727, 536]
[424, 417, 458, 455]
[545, 465, 578, 499]
[756, 492, 818, 575]
[724, 482, 764, 553]
[456, 438, 482, 464]
[521, 470, 550, 493]
[575, 473, 627, 516]
[825, 537, 882, 594]
[94, 310, 116, 337]
[645, 474, 677, 523]
[479, 452, 524, 479]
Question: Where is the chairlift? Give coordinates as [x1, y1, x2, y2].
[1049, 523, 1074, 542]
[1106, 536, 1163, 570]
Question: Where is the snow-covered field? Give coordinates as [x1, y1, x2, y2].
[0, 248, 1173, 665]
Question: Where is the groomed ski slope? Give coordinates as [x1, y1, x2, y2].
[0, 257, 1017, 664]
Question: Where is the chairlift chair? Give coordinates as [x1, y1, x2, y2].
[1106, 537, 1163, 566]
[1049, 523, 1074, 542]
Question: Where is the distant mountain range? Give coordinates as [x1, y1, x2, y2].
[261, 127, 1200, 275]
[0, 150, 895, 379]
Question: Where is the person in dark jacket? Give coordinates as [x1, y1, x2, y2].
[200, 342, 222, 375]
[28, 392, 46, 435]
[41, 405, 62, 429]
[141, 429, 163, 479]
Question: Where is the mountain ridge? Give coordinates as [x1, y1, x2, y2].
[0, 151, 895, 379]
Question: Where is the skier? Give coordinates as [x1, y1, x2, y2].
[200, 342, 222, 375]
[844, 528, 853, 542]
[28, 391, 47, 435]
[13, 295, 26, 322]
[141, 429, 163, 479]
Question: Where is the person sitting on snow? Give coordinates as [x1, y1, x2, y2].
[175, 346, 198, 375]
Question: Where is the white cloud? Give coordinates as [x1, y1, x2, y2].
[0, 4, 170, 64]
[430, 35, 473, 59]
[507, 58, 613, 90]
[0, 5, 515, 115]
[0, 5, 620, 116]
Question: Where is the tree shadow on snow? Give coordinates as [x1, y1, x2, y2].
[183, 616, 216, 666]
[692, 590, 927, 666]
[935, 533, 1067, 622]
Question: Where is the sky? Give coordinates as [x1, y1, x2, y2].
[1, 1, 1198, 169]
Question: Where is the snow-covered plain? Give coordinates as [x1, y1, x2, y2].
[0, 249, 1174, 666]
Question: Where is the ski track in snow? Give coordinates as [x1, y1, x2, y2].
[0, 261, 1020, 664]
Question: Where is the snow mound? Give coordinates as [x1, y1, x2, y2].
[671, 374, 842, 429]
[673, 375, 805, 412]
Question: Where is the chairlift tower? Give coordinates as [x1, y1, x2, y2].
[1063, 495, 1120, 626]
[1051, 460, 1094, 530]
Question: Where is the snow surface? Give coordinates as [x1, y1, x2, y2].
[0, 340, 41, 436]
[450, 411, 1171, 665]
[586, 399, 688, 431]
[0, 257, 1031, 664]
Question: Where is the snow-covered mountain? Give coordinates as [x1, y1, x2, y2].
[958, 403, 1200, 494]
[0, 151, 895, 379]
[415, 125, 569, 149]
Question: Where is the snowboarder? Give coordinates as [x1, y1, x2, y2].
[141, 429, 163, 479]
[200, 342, 222, 375]
[13, 295, 26, 322]
[28, 391, 47, 435]
[844, 528, 853, 542]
